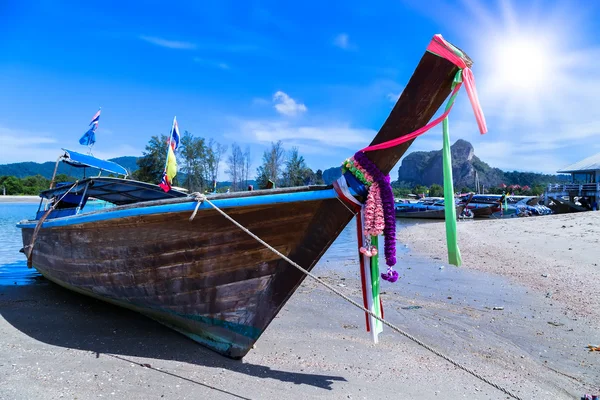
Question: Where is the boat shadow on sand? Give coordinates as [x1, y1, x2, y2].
[0, 281, 346, 397]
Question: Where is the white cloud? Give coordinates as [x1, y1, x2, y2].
[386, 92, 401, 103]
[229, 119, 373, 151]
[333, 33, 355, 50]
[0, 125, 142, 165]
[193, 57, 231, 70]
[272, 91, 307, 116]
[474, 140, 568, 174]
[139, 35, 197, 50]
[0, 126, 59, 164]
[92, 144, 143, 161]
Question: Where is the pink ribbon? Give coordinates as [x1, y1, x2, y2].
[428, 34, 487, 135]
[360, 83, 462, 152]
[361, 34, 487, 153]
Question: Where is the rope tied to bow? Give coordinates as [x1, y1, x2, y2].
[185, 191, 524, 399]
[26, 181, 79, 268]
[189, 192, 207, 221]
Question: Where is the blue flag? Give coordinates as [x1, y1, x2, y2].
[79, 109, 101, 146]
[79, 126, 96, 146]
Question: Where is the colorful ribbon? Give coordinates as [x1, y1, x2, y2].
[333, 176, 384, 339]
[336, 34, 487, 338]
[358, 34, 487, 267]
[427, 34, 487, 134]
[360, 34, 487, 153]
[441, 79, 462, 266]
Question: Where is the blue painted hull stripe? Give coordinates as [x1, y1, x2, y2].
[17, 188, 338, 229]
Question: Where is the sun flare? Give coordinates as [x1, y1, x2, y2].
[466, 0, 585, 126]
[494, 35, 551, 92]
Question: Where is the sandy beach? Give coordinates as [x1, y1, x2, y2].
[0, 196, 40, 203]
[2, 236, 599, 399]
[399, 211, 600, 323]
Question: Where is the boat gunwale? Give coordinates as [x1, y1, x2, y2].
[17, 185, 341, 229]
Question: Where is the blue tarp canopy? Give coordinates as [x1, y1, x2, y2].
[62, 149, 128, 176]
[40, 177, 188, 205]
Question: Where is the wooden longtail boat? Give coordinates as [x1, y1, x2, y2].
[395, 205, 465, 220]
[18, 38, 471, 359]
[470, 206, 493, 218]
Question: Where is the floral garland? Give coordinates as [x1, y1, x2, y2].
[342, 159, 372, 187]
[342, 152, 398, 283]
[364, 181, 384, 236]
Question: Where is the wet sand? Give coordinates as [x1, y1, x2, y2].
[1, 249, 598, 399]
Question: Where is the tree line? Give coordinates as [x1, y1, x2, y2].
[0, 174, 75, 195]
[254, 141, 324, 189]
[133, 133, 325, 192]
[133, 132, 227, 193]
[0, 131, 554, 197]
[0, 134, 326, 195]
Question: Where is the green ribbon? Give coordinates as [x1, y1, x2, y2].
[370, 235, 383, 332]
[442, 70, 463, 267]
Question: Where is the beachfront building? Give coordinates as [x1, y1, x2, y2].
[545, 151, 600, 210]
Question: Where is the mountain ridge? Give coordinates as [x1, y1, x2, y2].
[320, 140, 567, 188]
[0, 156, 139, 179]
[396, 139, 567, 189]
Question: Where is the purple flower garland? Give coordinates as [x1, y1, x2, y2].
[353, 151, 398, 282]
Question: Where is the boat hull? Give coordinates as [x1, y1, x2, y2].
[469, 206, 493, 218]
[395, 205, 465, 219]
[21, 193, 354, 359]
[17, 39, 469, 359]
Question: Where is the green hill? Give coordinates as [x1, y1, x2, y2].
[0, 156, 139, 179]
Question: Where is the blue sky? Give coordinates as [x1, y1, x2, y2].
[1, 0, 599, 179]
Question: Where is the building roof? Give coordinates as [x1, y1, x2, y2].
[557, 152, 600, 173]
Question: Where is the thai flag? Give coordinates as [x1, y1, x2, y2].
[79, 109, 101, 146]
[90, 109, 101, 125]
[159, 171, 171, 192]
[159, 143, 177, 192]
[170, 117, 180, 151]
[159, 116, 180, 192]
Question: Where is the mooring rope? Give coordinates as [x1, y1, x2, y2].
[26, 181, 79, 268]
[188, 193, 524, 400]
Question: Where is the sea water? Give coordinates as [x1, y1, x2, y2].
[0, 202, 41, 285]
[320, 217, 415, 263]
[0, 200, 113, 285]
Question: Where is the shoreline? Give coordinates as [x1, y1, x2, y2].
[398, 211, 600, 322]
[0, 196, 40, 204]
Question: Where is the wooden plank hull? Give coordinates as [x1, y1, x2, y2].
[470, 206, 493, 218]
[18, 36, 473, 359]
[395, 205, 465, 219]
[21, 194, 354, 359]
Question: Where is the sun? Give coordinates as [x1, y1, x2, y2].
[493, 35, 551, 92]
[464, 0, 581, 126]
